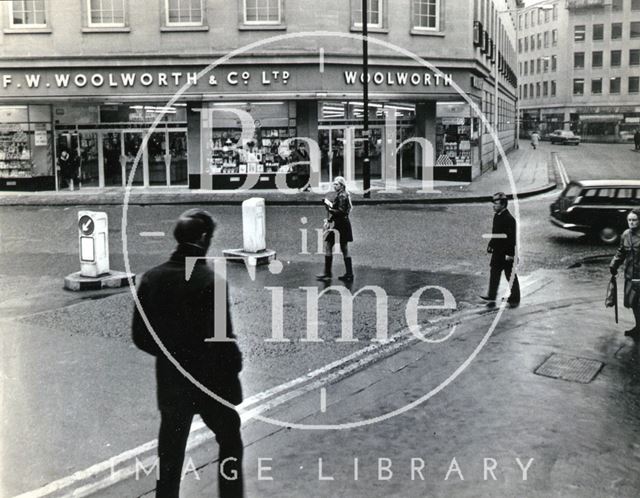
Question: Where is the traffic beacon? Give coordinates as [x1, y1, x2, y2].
[78, 211, 109, 277]
[64, 210, 134, 291]
[223, 197, 276, 266]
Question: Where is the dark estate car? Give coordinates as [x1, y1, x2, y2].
[549, 130, 581, 145]
[550, 180, 640, 244]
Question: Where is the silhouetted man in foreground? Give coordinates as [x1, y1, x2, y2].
[133, 209, 244, 498]
[480, 192, 521, 307]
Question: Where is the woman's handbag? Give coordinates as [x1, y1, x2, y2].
[605, 275, 618, 323]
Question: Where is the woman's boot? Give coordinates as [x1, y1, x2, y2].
[316, 255, 333, 280]
[338, 256, 354, 281]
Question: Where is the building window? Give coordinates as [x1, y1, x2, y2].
[611, 50, 621, 67]
[523, 84, 528, 99]
[524, 37, 528, 51]
[544, 31, 549, 48]
[610, 77, 621, 94]
[519, 14, 522, 30]
[552, 4, 558, 20]
[631, 22, 640, 38]
[574, 52, 585, 69]
[612, 22, 622, 39]
[592, 51, 603, 68]
[165, 0, 203, 25]
[353, 0, 382, 28]
[631, 49, 640, 65]
[412, 0, 439, 31]
[9, 0, 47, 27]
[536, 82, 540, 97]
[552, 29, 557, 46]
[531, 10, 535, 27]
[88, 0, 125, 26]
[591, 78, 602, 94]
[537, 58, 541, 73]
[633, 0, 640, 10]
[551, 80, 556, 96]
[524, 60, 528, 75]
[551, 55, 557, 71]
[543, 58, 549, 73]
[529, 83, 533, 98]
[524, 12, 528, 28]
[612, 0, 623, 10]
[244, 0, 281, 24]
[573, 78, 584, 96]
[543, 81, 548, 96]
[537, 33, 541, 49]
[574, 25, 585, 42]
[518, 38, 522, 53]
[593, 24, 603, 41]
[630, 76, 640, 93]
[544, 9, 550, 23]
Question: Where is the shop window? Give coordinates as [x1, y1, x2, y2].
[610, 77, 621, 94]
[631, 21, 640, 38]
[352, 0, 384, 29]
[591, 78, 602, 95]
[551, 80, 556, 96]
[612, 22, 622, 39]
[412, 0, 440, 31]
[574, 25, 585, 42]
[243, 0, 282, 25]
[631, 49, 640, 65]
[166, 0, 203, 26]
[611, 50, 621, 67]
[573, 78, 584, 96]
[592, 51, 603, 68]
[574, 52, 585, 69]
[593, 24, 603, 41]
[9, 0, 47, 27]
[552, 29, 557, 46]
[87, 0, 125, 26]
[629, 76, 640, 93]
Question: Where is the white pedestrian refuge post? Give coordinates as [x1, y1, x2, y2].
[223, 197, 276, 266]
[64, 210, 135, 291]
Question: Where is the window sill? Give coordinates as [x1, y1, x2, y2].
[161, 25, 209, 32]
[410, 28, 444, 37]
[3, 27, 51, 34]
[238, 24, 286, 31]
[350, 26, 389, 34]
[82, 27, 131, 33]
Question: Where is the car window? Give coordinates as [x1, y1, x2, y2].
[618, 188, 634, 198]
[564, 184, 582, 197]
[583, 189, 597, 197]
[597, 188, 615, 198]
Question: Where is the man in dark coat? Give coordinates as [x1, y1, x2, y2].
[132, 209, 244, 498]
[634, 129, 640, 151]
[480, 192, 521, 307]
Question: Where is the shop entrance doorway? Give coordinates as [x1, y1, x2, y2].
[98, 129, 187, 187]
[318, 125, 383, 184]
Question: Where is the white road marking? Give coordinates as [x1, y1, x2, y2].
[320, 387, 327, 412]
[14, 276, 543, 498]
[554, 155, 570, 188]
[482, 233, 507, 239]
[139, 232, 165, 237]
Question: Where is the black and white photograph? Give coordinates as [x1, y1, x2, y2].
[1, 0, 640, 496]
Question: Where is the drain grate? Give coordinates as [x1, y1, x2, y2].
[534, 353, 603, 384]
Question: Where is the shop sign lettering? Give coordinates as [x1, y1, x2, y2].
[0, 70, 291, 90]
[343, 71, 452, 87]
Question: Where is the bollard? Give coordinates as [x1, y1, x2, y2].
[223, 197, 276, 266]
[64, 211, 135, 291]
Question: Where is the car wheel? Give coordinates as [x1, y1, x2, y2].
[598, 226, 620, 245]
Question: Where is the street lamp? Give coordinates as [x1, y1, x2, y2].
[362, 0, 371, 198]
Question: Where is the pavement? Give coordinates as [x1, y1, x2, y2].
[0, 145, 555, 206]
[7, 258, 640, 497]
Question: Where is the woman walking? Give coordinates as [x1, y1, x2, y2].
[316, 176, 354, 281]
[610, 208, 640, 337]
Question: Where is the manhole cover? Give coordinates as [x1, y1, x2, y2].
[534, 354, 603, 384]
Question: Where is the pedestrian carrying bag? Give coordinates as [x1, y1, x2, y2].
[605, 275, 618, 324]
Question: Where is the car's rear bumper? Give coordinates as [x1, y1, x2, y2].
[549, 216, 589, 232]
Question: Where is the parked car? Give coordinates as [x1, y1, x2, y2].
[549, 130, 581, 145]
[550, 180, 640, 244]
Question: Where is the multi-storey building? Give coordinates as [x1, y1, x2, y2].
[519, 0, 640, 142]
[0, 0, 518, 191]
